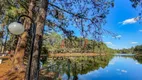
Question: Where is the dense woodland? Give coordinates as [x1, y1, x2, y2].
[41, 32, 116, 54]
[41, 32, 142, 55]
[133, 45, 142, 54]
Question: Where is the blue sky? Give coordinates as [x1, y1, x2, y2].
[103, 0, 142, 49]
[45, 0, 142, 49]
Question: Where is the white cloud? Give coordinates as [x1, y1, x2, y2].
[119, 16, 140, 25]
[112, 35, 122, 39]
[136, 62, 140, 65]
[105, 42, 113, 45]
[116, 35, 122, 38]
[121, 70, 127, 73]
[139, 30, 142, 32]
[116, 69, 127, 73]
[105, 42, 116, 47]
[131, 42, 138, 44]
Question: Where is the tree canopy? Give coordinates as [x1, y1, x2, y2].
[0, 0, 115, 79]
[0, 0, 114, 41]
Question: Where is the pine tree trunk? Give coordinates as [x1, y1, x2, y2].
[2, 0, 36, 79]
[30, 0, 48, 80]
[1, 0, 48, 79]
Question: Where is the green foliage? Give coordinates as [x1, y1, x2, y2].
[42, 32, 62, 54]
[5, 6, 26, 18]
[116, 47, 134, 54]
[5, 34, 18, 51]
[0, 0, 27, 25]
[133, 45, 142, 54]
[116, 45, 142, 54]
[41, 32, 116, 54]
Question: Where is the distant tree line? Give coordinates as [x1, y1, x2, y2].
[133, 45, 142, 54]
[116, 45, 142, 54]
[41, 32, 116, 54]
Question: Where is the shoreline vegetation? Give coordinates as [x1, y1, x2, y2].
[46, 52, 142, 57]
[48, 53, 106, 57]
[115, 45, 142, 54]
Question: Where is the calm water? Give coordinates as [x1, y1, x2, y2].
[40, 54, 142, 80]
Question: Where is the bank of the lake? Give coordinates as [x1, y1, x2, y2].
[48, 53, 106, 57]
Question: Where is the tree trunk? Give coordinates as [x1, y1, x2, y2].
[1, 0, 36, 79]
[30, 0, 48, 80]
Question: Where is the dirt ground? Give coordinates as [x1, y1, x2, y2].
[0, 57, 25, 80]
[0, 57, 13, 79]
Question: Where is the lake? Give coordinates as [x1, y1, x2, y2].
[40, 54, 142, 80]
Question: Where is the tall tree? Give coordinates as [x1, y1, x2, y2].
[0, 0, 114, 79]
[30, 0, 48, 79]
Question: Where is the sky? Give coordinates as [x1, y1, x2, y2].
[44, 0, 142, 49]
[102, 0, 142, 49]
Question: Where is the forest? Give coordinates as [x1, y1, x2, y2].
[116, 45, 142, 54]
[41, 32, 116, 54]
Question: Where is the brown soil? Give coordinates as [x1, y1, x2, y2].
[0, 57, 12, 79]
[0, 57, 25, 80]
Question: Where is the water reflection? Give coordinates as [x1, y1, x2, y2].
[39, 54, 142, 80]
[115, 54, 142, 64]
[134, 55, 142, 64]
[40, 55, 113, 79]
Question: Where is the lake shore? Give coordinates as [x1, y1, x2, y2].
[48, 53, 106, 57]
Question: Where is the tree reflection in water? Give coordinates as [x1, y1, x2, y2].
[39, 55, 114, 80]
[39, 55, 142, 80]
[115, 54, 142, 64]
[134, 55, 142, 64]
